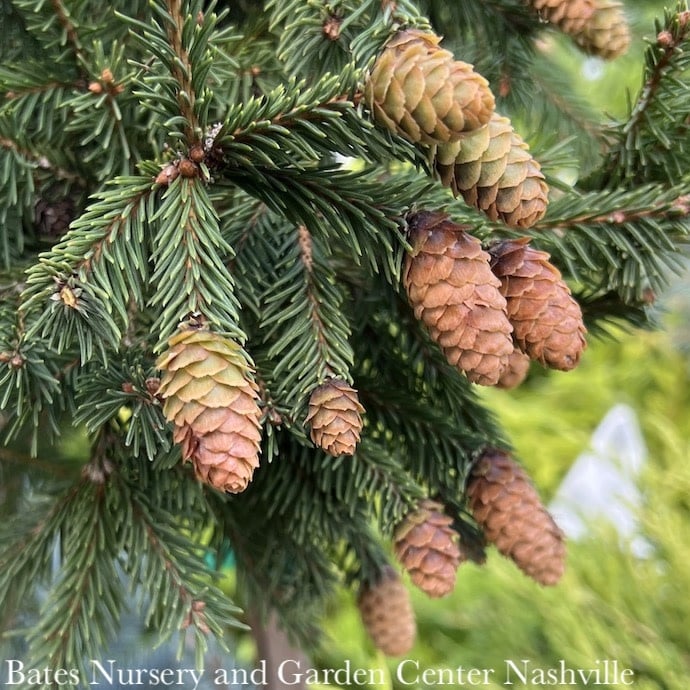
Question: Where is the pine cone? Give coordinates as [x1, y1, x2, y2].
[574, 1, 630, 59]
[156, 328, 262, 494]
[496, 349, 531, 389]
[435, 113, 549, 229]
[403, 211, 513, 386]
[365, 29, 495, 145]
[466, 449, 565, 586]
[35, 195, 77, 237]
[394, 499, 463, 597]
[358, 567, 416, 656]
[528, 0, 597, 34]
[306, 378, 364, 456]
[489, 238, 586, 370]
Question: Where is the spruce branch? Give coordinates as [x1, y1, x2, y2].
[0, 134, 86, 187]
[598, 6, 690, 185]
[164, 0, 201, 142]
[20, 177, 155, 361]
[533, 183, 689, 302]
[149, 177, 244, 348]
[120, 0, 217, 144]
[49, 0, 84, 58]
[11, 470, 125, 689]
[218, 69, 422, 169]
[121, 473, 244, 667]
[259, 223, 355, 417]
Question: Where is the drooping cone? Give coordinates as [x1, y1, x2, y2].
[527, 0, 597, 34]
[435, 113, 549, 228]
[496, 349, 531, 389]
[394, 499, 463, 597]
[466, 449, 565, 586]
[305, 378, 364, 456]
[403, 211, 513, 386]
[573, 1, 630, 60]
[365, 29, 495, 145]
[489, 238, 586, 371]
[358, 567, 416, 656]
[156, 328, 262, 494]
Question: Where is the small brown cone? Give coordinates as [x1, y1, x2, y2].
[306, 378, 364, 456]
[489, 238, 586, 371]
[365, 29, 495, 145]
[394, 499, 463, 597]
[403, 211, 513, 386]
[358, 567, 416, 656]
[496, 349, 531, 389]
[156, 328, 262, 494]
[466, 449, 565, 586]
[528, 0, 597, 34]
[573, 1, 630, 59]
[35, 195, 77, 237]
[435, 113, 549, 229]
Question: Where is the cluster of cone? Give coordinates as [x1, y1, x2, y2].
[358, 450, 565, 656]
[403, 210, 587, 388]
[529, 0, 630, 60]
[156, 326, 367, 495]
[365, 29, 549, 229]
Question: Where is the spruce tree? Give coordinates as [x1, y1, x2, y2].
[0, 0, 688, 683]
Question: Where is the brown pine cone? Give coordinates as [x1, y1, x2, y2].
[403, 211, 513, 386]
[394, 499, 463, 598]
[496, 349, 531, 389]
[358, 567, 416, 656]
[466, 449, 565, 586]
[435, 113, 549, 229]
[528, 0, 597, 34]
[365, 29, 495, 145]
[35, 195, 77, 237]
[156, 328, 262, 493]
[489, 238, 586, 371]
[574, 1, 630, 59]
[305, 378, 364, 456]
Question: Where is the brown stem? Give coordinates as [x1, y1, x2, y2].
[622, 21, 690, 146]
[50, 0, 86, 67]
[165, 0, 199, 143]
[299, 226, 335, 378]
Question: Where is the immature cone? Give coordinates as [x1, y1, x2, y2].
[306, 378, 364, 456]
[365, 29, 495, 145]
[394, 499, 463, 597]
[527, 0, 597, 34]
[489, 238, 586, 371]
[496, 349, 531, 389]
[573, 1, 630, 60]
[403, 211, 513, 386]
[358, 568, 416, 656]
[156, 328, 262, 494]
[435, 113, 549, 228]
[466, 449, 566, 586]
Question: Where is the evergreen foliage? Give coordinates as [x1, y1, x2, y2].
[0, 0, 688, 681]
